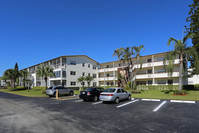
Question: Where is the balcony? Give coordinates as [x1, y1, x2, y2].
[98, 77, 118, 81]
[98, 67, 118, 73]
[136, 72, 179, 79]
[132, 59, 180, 69]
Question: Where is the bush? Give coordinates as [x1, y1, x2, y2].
[182, 85, 199, 90]
[173, 90, 188, 95]
[136, 85, 178, 90]
[33, 86, 46, 90]
[9, 87, 28, 91]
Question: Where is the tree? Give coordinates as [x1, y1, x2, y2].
[14, 62, 20, 86]
[36, 64, 54, 90]
[186, 0, 199, 75]
[163, 35, 197, 93]
[120, 47, 134, 84]
[3, 69, 18, 88]
[132, 45, 145, 89]
[20, 70, 29, 89]
[85, 76, 94, 87]
[77, 76, 85, 91]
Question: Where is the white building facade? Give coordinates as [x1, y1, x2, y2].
[99, 52, 188, 86]
[21, 55, 99, 88]
[20, 52, 198, 88]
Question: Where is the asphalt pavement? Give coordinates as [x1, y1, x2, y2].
[0, 91, 199, 133]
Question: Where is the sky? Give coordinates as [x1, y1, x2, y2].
[0, 0, 193, 76]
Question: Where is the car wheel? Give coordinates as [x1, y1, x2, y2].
[94, 96, 98, 102]
[49, 95, 52, 97]
[83, 99, 87, 102]
[115, 97, 120, 104]
[128, 95, 131, 101]
[69, 91, 74, 96]
[53, 93, 56, 97]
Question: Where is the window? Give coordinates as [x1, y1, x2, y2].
[88, 64, 90, 68]
[157, 68, 166, 73]
[117, 89, 122, 93]
[93, 65, 96, 70]
[147, 59, 152, 62]
[70, 82, 76, 86]
[107, 74, 109, 77]
[121, 89, 126, 93]
[147, 69, 152, 74]
[82, 72, 85, 76]
[54, 71, 61, 78]
[93, 74, 97, 78]
[62, 71, 66, 78]
[70, 71, 76, 75]
[168, 79, 173, 85]
[70, 61, 76, 65]
[82, 63, 85, 67]
[106, 65, 109, 68]
[148, 80, 152, 85]
[62, 58, 67, 66]
[157, 57, 164, 61]
[88, 73, 90, 76]
[136, 81, 146, 85]
[158, 80, 166, 85]
[93, 82, 97, 86]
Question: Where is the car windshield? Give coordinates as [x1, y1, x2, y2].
[48, 87, 53, 90]
[105, 88, 116, 92]
[84, 88, 95, 91]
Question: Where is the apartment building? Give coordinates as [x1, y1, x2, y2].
[98, 52, 188, 86]
[20, 55, 99, 87]
[20, 52, 191, 88]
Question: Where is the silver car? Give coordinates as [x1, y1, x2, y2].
[99, 88, 131, 104]
[46, 86, 74, 97]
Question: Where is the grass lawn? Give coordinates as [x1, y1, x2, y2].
[0, 88, 48, 97]
[132, 89, 199, 101]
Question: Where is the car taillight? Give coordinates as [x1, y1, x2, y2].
[87, 92, 91, 95]
[100, 94, 113, 96]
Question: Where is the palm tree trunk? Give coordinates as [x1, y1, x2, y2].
[45, 77, 48, 90]
[179, 55, 183, 93]
[133, 69, 138, 90]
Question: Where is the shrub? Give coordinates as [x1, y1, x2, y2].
[9, 87, 28, 91]
[173, 90, 188, 95]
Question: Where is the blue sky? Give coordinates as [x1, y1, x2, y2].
[0, 0, 192, 76]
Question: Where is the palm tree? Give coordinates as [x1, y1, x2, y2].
[132, 45, 145, 89]
[20, 70, 29, 89]
[120, 47, 134, 84]
[3, 69, 18, 88]
[85, 76, 94, 87]
[77, 76, 85, 91]
[36, 64, 54, 90]
[163, 35, 197, 93]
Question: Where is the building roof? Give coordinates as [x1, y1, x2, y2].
[21, 55, 99, 70]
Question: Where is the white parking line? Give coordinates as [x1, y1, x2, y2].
[142, 99, 160, 101]
[170, 100, 195, 104]
[117, 99, 139, 108]
[75, 99, 83, 102]
[93, 101, 103, 105]
[153, 101, 167, 112]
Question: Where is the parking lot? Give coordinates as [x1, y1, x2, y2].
[0, 91, 199, 133]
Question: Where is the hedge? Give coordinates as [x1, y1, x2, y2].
[136, 84, 199, 90]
